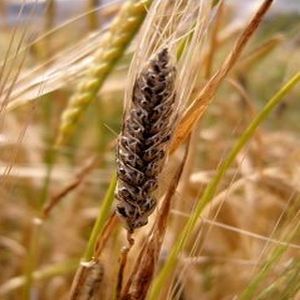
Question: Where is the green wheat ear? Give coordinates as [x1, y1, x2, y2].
[56, 0, 152, 147]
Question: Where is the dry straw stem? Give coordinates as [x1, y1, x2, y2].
[56, 0, 152, 146]
[69, 259, 104, 300]
[94, 212, 119, 257]
[69, 215, 118, 300]
[116, 237, 134, 300]
[170, 0, 274, 153]
[43, 156, 96, 217]
[148, 71, 300, 300]
[120, 138, 190, 300]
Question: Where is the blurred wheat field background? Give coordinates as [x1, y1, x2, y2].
[0, 1, 300, 299]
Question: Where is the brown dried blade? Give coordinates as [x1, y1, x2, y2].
[116, 232, 134, 300]
[43, 156, 97, 217]
[94, 212, 119, 258]
[170, 0, 274, 152]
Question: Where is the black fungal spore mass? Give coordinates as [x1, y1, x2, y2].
[116, 48, 176, 232]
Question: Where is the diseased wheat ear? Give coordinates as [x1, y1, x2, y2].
[116, 48, 176, 232]
[56, 0, 152, 146]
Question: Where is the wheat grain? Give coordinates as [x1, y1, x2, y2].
[116, 48, 176, 233]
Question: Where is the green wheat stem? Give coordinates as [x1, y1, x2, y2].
[256, 259, 300, 300]
[279, 260, 300, 299]
[56, 0, 152, 146]
[83, 173, 117, 261]
[240, 207, 300, 300]
[148, 72, 300, 300]
[242, 244, 288, 300]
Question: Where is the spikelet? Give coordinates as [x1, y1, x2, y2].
[115, 48, 176, 232]
[56, 0, 152, 146]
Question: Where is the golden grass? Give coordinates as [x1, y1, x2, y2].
[0, 0, 299, 299]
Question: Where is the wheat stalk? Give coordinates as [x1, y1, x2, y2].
[69, 260, 104, 300]
[56, 0, 152, 146]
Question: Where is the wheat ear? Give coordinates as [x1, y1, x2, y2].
[115, 48, 176, 232]
[56, 0, 152, 146]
